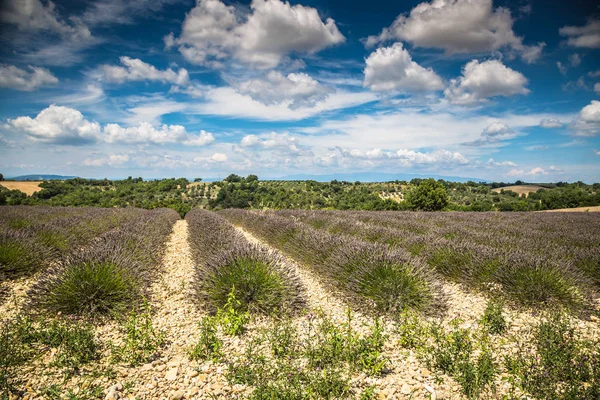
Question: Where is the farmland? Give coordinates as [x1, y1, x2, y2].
[1, 206, 599, 399]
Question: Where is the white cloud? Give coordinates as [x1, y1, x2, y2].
[364, 0, 544, 63]
[594, 149, 600, 156]
[192, 86, 376, 121]
[0, 0, 91, 40]
[100, 57, 189, 85]
[557, 61, 567, 75]
[539, 118, 562, 128]
[236, 71, 331, 108]
[336, 147, 470, 168]
[570, 100, 600, 137]
[560, 18, 600, 48]
[362, 42, 444, 92]
[594, 82, 600, 95]
[0, 64, 58, 91]
[7, 105, 215, 146]
[486, 158, 516, 167]
[589, 70, 600, 78]
[83, 153, 130, 167]
[505, 167, 548, 177]
[8, 104, 101, 144]
[239, 132, 307, 155]
[462, 122, 517, 146]
[193, 152, 228, 163]
[444, 59, 529, 105]
[172, 0, 345, 69]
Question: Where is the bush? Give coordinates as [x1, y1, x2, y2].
[405, 179, 449, 211]
[188, 316, 222, 362]
[32, 258, 140, 316]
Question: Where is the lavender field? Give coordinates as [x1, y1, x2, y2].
[1, 207, 599, 399]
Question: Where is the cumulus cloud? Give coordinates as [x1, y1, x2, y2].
[236, 71, 331, 108]
[444, 59, 529, 105]
[0, 64, 58, 91]
[463, 122, 518, 146]
[560, 18, 600, 48]
[362, 42, 444, 92]
[364, 0, 544, 63]
[170, 0, 345, 69]
[594, 149, 600, 156]
[7, 105, 215, 146]
[100, 57, 189, 85]
[557, 61, 567, 75]
[569, 53, 582, 67]
[539, 118, 562, 128]
[506, 167, 549, 177]
[595, 83, 600, 95]
[570, 100, 600, 137]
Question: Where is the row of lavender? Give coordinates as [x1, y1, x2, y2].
[220, 209, 444, 314]
[0, 206, 179, 316]
[0, 206, 146, 283]
[272, 210, 599, 310]
[185, 209, 305, 314]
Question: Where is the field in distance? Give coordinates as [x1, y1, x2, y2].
[0, 181, 42, 196]
[491, 185, 545, 197]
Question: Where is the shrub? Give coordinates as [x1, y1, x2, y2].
[32, 258, 140, 316]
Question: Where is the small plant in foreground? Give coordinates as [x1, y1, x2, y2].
[480, 299, 507, 334]
[215, 286, 250, 336]
[188, 316, 223, 362]
[423, 319, 497, 399]
[110, 301, 164, 366]
[505, 312, 600, 399]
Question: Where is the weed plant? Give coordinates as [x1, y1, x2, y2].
[188, 316, 223, 362]
[110, 302, 164, 366]
[480, 299, 507, 334]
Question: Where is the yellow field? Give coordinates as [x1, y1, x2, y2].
[491, 185, 545, 197]
[540, 206, 600, 212]
[0, 181, 42, 196]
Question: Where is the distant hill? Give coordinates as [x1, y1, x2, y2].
[8, 174, 78, 181]
[270, 172, 488, 183]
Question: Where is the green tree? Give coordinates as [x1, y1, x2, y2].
[194, 178, 203, 182]
[0, 173, 4, 181]
[405, 179, 449, 211]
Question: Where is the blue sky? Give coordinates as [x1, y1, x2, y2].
[1, 0, 599, 182]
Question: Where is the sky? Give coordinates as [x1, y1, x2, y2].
[0, 0, 599, 182]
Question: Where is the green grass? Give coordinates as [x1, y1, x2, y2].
[37, 261, 140, 316]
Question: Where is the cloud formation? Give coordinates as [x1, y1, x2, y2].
[539, 118, 562, 128]
[362, 43, 444, 92]
[560, 18, 600, 48]
[100, 57, 189, 85]
[0, 64, 58, 91]
[570, 100, 600, 137]
[170, 0, 345, 69]
[364, 0, 544, 63]
[7, 105, 215, 146]
[444, 59, 529, 105]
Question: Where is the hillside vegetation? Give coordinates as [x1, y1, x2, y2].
[1, 175, 599, 215]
